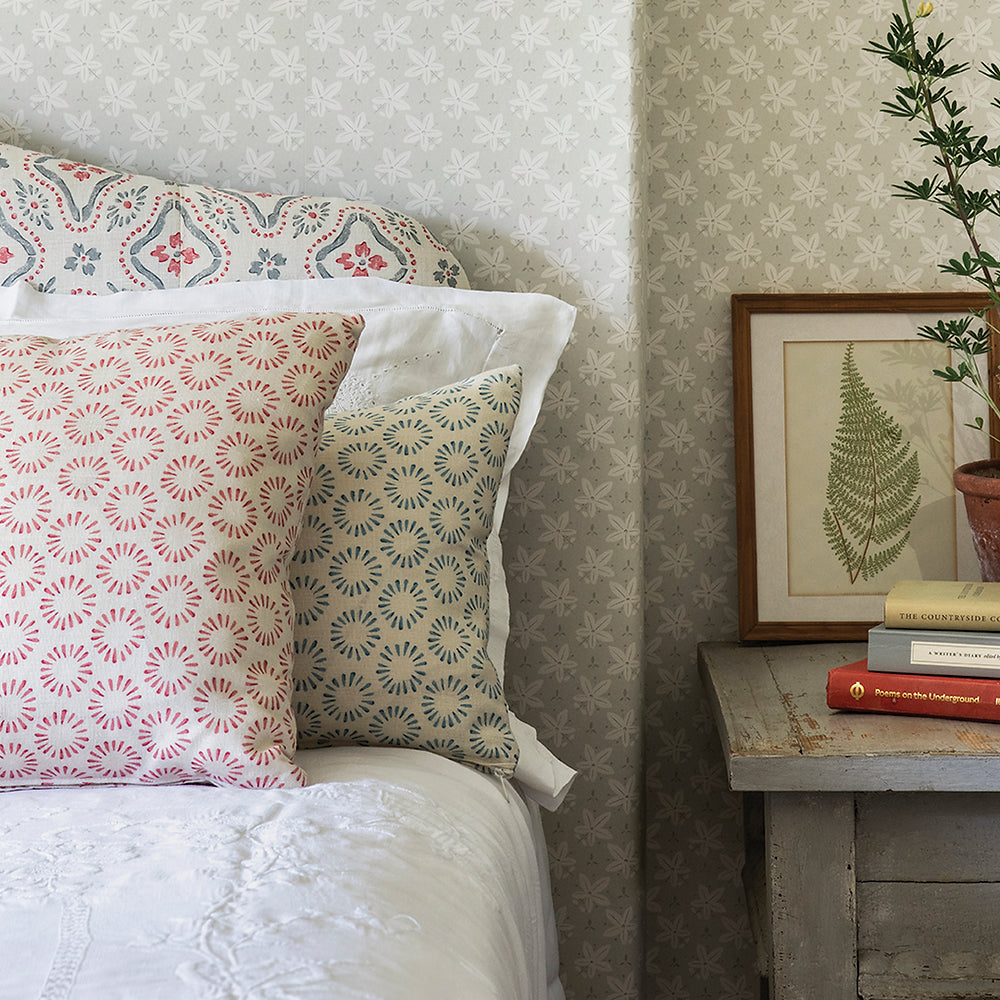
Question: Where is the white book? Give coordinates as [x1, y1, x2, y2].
[868, 623, 1000, 679]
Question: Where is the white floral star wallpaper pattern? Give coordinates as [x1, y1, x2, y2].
[0, 0, 983, 996]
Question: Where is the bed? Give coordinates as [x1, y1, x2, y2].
[3, 748, 560, 999]
[0, 142, 576, 1000]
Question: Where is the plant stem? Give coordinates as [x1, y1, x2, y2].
[901, 0, 1000, 300]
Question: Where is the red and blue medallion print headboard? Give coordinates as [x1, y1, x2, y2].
[0, 142, 468, 294]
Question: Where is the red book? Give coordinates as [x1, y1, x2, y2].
[827, 658, 1000, 723]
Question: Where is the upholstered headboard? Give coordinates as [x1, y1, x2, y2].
[0, 142, 469, 293]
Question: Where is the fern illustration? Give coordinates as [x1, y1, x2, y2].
[822, 343, 921, 585]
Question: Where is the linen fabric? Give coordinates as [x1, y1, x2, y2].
[1, 278, 577, 807]
[291, 367, 522, 775]
[0, 279, 573, 685]
[0, 311, 361, 788]
[0, 746, 557, 1000]
[0, 141, 469, 292]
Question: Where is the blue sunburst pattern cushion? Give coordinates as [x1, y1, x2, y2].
[290, 366, 522, 775]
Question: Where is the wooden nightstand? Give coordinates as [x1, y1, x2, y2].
[699, 640, 1000, 1000]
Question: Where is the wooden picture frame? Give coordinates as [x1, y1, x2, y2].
[733, 292, 997, 642]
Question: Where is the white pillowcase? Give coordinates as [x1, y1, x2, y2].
[1, 278, 577, 808]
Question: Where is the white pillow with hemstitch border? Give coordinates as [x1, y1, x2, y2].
[0, 278, 577, 808]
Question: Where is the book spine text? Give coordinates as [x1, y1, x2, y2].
[826, 660, 1000, 723]
[867, 625, 1000, 678]
[884, 581, 1000, 631]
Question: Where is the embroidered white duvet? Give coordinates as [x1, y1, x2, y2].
[0, 747, 560, 1000]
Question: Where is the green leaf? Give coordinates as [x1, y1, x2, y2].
[919, 314, 991, 356]
[866, 6, 1000, 421]
[892, 178, 940, 201]
[822, 344, 921, 585]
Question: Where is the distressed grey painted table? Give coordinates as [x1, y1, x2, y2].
[699, 641, 1000, 1000]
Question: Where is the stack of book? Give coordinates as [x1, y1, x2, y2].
[827, 580, 1000, 723]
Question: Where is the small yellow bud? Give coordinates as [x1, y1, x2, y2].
[916, 1, 933, 16]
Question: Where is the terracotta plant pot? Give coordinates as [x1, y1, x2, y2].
[954, 459, 1000, 581]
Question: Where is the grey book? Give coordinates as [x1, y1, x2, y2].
[868, 623, 1000, 678]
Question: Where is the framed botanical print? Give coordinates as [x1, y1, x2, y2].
[732, 291, 995, 641]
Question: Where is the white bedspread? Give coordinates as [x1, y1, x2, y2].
[0, 747, 561, 1000]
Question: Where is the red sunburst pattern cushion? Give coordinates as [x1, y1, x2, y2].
[0, 311, 361, 788]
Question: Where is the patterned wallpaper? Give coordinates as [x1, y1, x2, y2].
[643, 0, 983, 997]
[0, 2, 647, 999]
[0, 0, 982, 997]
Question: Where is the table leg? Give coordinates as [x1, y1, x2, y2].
[765, 791, 857, 1000]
